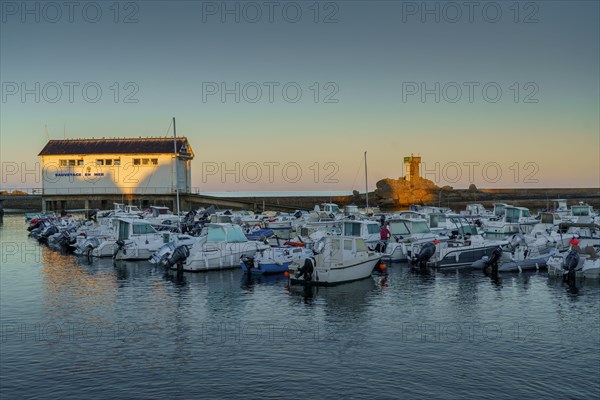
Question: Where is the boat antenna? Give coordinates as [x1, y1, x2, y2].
[173, 117, 181, 233]
[364, 151, 369, 210]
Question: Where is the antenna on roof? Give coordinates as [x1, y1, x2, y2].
[63, 123, 66, 139]
[44, 125, 50, 141]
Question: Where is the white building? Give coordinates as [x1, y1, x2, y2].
[38, 137, 194, 195]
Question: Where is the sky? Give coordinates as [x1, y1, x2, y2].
[1, 0, 599, 192]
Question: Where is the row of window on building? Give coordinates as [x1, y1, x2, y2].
[58, 158, 159, 167]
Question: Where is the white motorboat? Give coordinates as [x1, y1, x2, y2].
[161, 223, 270, 271]
[547, 245, 600, 279]
[287, 236, 381, 285]
[483, 205, 538, 238]
[412, 224, 506, 268]
[380, 218, 440, 262]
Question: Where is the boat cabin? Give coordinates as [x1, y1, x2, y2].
[205, 224, 248, 243]
[539, 212, 563, 226]
[210, 214, 233, 224]
[388, 218, 432, 236]
[464, 203, 488, 216]
[115, 218, 157, 240]
[571, 203, 594, 217]
[503, 206, 533, 223]
[315, 236, 370, 265]
[551, 199, 569, 213]
[344, 205, 360, 216]
[493, 203, 510, 217]
[342, 220, 380, 244]
[318, 203, 341, 215]
[394, 211, 427, 221]
[150, 206, 171, 218]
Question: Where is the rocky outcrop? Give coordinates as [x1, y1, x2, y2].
[373, 176, 440, 207]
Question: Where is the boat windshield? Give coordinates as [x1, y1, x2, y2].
[540, 214, 552, 224]
[328, 205, 341, 213]
[226, 226, 248, 243]
[389, 221, 410, 235]
[458, 225, 478, 236]
[572, 206, 590, 216]
[521, 209, 531, 218]
[133, 224, 156, 234]
[410, 221, 431, 234]
[429, 214, 446, 228]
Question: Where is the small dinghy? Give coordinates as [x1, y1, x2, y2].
[240, 246, 313, 275]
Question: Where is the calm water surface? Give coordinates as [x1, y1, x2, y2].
[1, 215, 599, 399]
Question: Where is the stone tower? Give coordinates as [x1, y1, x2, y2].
[403, 155, 421, 182]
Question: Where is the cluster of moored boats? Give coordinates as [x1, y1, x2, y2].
[26, 199, 600, 285]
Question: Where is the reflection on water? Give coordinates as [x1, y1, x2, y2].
[1, 215, 599, 400]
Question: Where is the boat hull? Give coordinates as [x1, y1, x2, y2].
[290, 255, 380, 286]
[240, 261, 289, 275]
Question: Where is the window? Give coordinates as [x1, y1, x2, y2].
[96, 159, 104, 166]
[68, 160, 76, 166]
[389, 222, 410, 236]
[344, 240, 353, 251]
[105, 159, 113, 166]
[142, 158, 149, 165]
[505, 208, 520, 224]
[356, 239, 368, 252]
[114, 159, 121, 165]
[367, 224, 380, 234]
[207, 226, 226, 242]
[132, 224, 157, 235]
[60, 160, 68, 167]
[411, 221, 431, 234]
[77, 160, 84, 166]
[343, 222, 361, 236]
[133, 159, 141, 165]
[226, 226, 248, 243]
[151, 158, 158, 165]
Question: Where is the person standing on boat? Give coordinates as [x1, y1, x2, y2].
[380, 223, 391, 241]
[377, 223, 391, 253]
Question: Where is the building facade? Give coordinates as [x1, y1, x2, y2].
[38, 137, 194, 195]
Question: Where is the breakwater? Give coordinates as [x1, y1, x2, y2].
[2, 187, 598, 213]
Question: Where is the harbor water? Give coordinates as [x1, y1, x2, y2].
[1, 214, 599, 399]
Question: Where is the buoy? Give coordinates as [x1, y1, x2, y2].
[284, 271, 290, 277]
[379, 263, 387, 271]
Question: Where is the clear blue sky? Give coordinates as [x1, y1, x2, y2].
[1, 1, 598, 191]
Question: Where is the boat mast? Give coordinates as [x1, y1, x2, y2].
[173, 117, 181, 232]
[364, 151, 369, 211]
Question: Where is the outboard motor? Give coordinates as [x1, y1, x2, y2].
[79, 237, 100, 257]
[149, 242, 176, 265]
[241, 255, 255, 272]
[113, 239, 126, 259]
[563, 250, 580, 273]
[295, 257, 315, 282]
[563, 250, 580, 283]
[411, 242, 436, 268]
[40, 225, 59, 243]
[484, 246, 503, 273]
[56, 230, 71, 247]
[167, 245, 190, 270]
[28, 220, 42, 232]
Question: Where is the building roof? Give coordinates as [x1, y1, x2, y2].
[38, 137, 194, 157]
